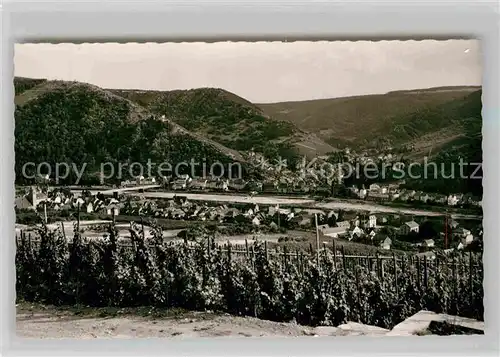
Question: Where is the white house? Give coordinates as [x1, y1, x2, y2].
[244, 208, 254, 217]
[252, 216, 261, 226]
[74, 197, 85, 208]
[318, 224, 330, 232]
[400, 221, 419, 235]
[322, 226, 347, 238]
[380, 237, 392, 250]
[190, 179, 208, 190]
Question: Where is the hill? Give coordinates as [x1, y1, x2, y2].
[14, 77, 47, 96]
[14, 79, 243, 185]
[259, 86, 482, 152]
[110, 88, 337, 161]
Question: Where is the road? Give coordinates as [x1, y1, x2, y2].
[16, 220, 183, 240]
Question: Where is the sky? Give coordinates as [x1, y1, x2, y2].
[14, 40, 481, 103]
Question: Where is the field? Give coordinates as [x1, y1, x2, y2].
[16, 222, 483, 330]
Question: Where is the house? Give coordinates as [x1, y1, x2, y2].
[172, 180, 188, 190]
[84, 201, 94, 213]
[336, 220, 350, 229]
[350, 226, 365, 240]
[317, 224, 330, 232]
[400, 221, 419, 235]
[391, 192, 401, 200]
[419, 193, 431, 203]
[369, 183, 381, 193]
[106, 203, 120, 216]
[380, 237, 392, 250]
[120, 180, 135, 187]
[435, 195, 448, 204]
[423, 239, 435, 248]
[298, 217, 311, 228]
[228, 179, 247, 192]
[268, 205, 291, 217]
[455, 228, 471, 237]
[327, 211, 339, 220]
[449, 219, 460, 229]
[224, 208, 241, 219]
[416, 251, 436, 260]
[244, 208, 254, 217]
[216, 179, 229, 191]
[368, 230, 377, 240]
[321, 226, 347, 238]
[252, 216, 261, 226]
[463, 234, 474, 244]
[189, 179, 207, 191]
[73, 197, 85, 209]
[173, 196, 188, 205]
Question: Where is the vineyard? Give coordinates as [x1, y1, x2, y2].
[15, 223, 483, 330]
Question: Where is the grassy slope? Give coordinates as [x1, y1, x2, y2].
[259, 86, 482, 151]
